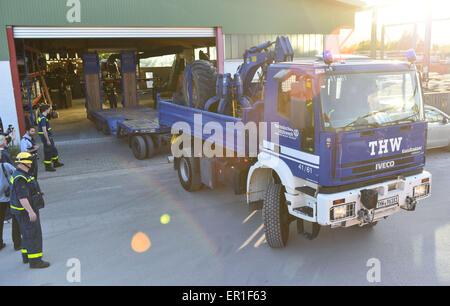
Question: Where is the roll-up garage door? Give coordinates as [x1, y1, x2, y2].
[12, 27, 216, 38]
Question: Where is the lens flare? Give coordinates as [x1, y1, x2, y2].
[160, 214, 171, 224]
[131, 232, 151, 253]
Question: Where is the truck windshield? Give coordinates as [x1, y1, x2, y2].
[319, 71, 422, 131]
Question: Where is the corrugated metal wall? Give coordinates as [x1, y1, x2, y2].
[0, 0, 357, 61]
[225, 34, 324, 59]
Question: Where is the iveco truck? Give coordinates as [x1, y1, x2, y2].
[158, 44, 432, 248]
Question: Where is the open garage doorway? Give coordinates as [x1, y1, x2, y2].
[9, 27, 221, 140]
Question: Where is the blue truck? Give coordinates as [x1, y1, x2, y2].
[158, 39, 432, 248]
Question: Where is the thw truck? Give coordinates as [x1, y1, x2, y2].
[158, 42, 432, 248]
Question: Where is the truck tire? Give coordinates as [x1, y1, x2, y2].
[131, 135, 147, 160]
[143, 135, 156, 158]
[182, 60, 217, 109]
[178, 156, 202, 192]
[263, 183, 290, 248]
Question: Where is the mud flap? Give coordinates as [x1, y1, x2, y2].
[297, 219, 321, 240]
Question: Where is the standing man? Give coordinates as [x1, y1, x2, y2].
[37, 105, 64, 172]
[0, 146, 21, 251]
[10, 152, 49, 269]
[20, 126, 39, 178]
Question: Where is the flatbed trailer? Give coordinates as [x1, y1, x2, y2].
[87, 106, 171, 159]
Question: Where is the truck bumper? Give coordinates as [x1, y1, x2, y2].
[316, 171, 431, 227]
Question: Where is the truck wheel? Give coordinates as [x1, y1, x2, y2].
[178, 157, 202, 192]
[182, 60, 217, 109]
[131, 135, 147, 160]
[263, 183, 290, 248]
[143, 135, 156, 158]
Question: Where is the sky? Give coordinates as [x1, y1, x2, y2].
[346, 0, 450, 47]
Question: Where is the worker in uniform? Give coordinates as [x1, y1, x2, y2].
[37, 104, 64, 172]
[9, 152, 49, 269]
[20, 126, 39, 178]
[0, 143, 21, 251]
[105, 82, 118, 109]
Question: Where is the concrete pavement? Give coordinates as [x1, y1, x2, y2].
[1, 102, 449, 285]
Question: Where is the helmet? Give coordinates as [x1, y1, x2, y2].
[15, 152, 34, 164]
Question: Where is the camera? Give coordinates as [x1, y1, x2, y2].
[6, 124, 13, 135]
[1, 124, 14, 144]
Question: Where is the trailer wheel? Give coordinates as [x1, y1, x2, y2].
[263, 183, 290, 248]
[131, 135, 147, 160]
[152, 135, 162, 150]
[143, 135, 156, 158]
[102, 122, 110, 135]
[182, 60, 217, 109]
[178, 157, 202, 192]
[95, 120, 102, 131]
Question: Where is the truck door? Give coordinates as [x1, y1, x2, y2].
[276, 73, 315, 154]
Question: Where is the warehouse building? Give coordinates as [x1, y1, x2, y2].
[0, 0, 363, 137]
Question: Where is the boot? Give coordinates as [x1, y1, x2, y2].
[22, 253, 29, 264]
[45, 165, 56, 172]
[30, 260, 50, 269]
[53, 160, 64, 168]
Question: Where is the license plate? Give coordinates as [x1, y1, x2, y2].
[376, 195, 399, 209]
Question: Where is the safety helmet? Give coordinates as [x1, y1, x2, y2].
[15, 152, 34, 164]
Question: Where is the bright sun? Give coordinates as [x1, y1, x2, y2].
[348, 0, 450, 46]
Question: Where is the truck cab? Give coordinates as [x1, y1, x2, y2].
[247, 55, 431, 244]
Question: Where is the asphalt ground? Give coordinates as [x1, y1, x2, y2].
[0, 101, 449, 285]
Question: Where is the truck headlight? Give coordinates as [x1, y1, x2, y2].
[330, 202, 356, 221]
[413, 184, 430, 198]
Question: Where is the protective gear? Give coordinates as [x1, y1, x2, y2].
[9, 168, 48, 268]
[9, 170, 44, 213]
[30, 259, 50, 269]
[15, 152, 34, 165]
[38, 114, 61, 168]
[37, 114, 52, 137]
[53, 160, 64, 168]
[22, 249, 28, 263]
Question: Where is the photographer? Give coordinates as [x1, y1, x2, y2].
[0, 137, 21, 251]
[0, 128, 15, 164]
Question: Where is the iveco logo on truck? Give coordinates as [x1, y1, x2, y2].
[375, 160, 395, 170]
[368, 137, 403, 156]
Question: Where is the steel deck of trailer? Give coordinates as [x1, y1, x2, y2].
[88, 106, 169, 136]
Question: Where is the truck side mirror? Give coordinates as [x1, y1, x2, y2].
[289, 81, 307, 131]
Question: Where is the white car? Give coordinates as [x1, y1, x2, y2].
[424, 105, 450, 150]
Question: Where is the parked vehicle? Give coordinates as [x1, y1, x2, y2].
[424, 105, 450, 150]
[159, 42, 432, 248]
